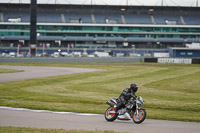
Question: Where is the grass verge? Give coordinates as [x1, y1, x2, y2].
[0, 126, 123, 133]
[0, 68, 24, 73]
[0, 62, 200, 122]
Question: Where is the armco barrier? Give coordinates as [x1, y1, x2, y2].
[0, 57, 142, 63]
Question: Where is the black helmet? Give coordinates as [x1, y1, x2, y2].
[130, 83, 138, 92]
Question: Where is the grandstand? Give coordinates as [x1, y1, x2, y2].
[0, 3, 200, 57]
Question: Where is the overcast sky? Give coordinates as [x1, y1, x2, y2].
[0, 0, 199, 7]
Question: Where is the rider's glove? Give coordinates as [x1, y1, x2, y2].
[131, 93, 136, 98]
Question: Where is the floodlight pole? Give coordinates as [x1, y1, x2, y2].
[30, 0, 37, 57]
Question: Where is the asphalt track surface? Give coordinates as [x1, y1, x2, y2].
[0, 65, 102, 82]
[0, 65, 200, 133]
[0, 108, 200, 133]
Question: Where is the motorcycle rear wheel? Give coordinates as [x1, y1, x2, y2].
[105, 107, 118, 122]
[133, 108, 146, 124]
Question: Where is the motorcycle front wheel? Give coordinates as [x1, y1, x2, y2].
[105, 107, 118, 122]
[133, 108, 146, 124]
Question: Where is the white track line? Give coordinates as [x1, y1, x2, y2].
[0, 106, 104, 116]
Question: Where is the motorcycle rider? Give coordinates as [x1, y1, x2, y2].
[114, 83, 138, 113]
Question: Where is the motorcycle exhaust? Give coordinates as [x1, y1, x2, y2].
[106, 101, 114, 107]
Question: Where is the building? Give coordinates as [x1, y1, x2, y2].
[169, 48, 200, 58]
[0, 3, 200, 56]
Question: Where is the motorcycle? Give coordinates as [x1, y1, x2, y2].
[105, 96, 146, 124]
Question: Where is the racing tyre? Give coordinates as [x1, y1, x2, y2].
[105, 107, 118, 122]
[133, 108, 146, 124]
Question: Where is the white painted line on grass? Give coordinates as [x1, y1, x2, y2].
[0, 106, 104, 117]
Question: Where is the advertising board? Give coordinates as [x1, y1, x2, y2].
[158, 58, 192, 64]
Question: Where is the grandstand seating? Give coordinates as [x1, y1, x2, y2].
[186, 38, 200, 43]
[66, 36, 93, 41]
[0, 5, 200, 25]
[64, 12, 92, 23]
[37, 36, 63, 41]
[94, 13, 122, 24]
[3, 35, 64, 41]
[157, 38, 184, 42]
[153, 14, 182, 25]
[37, 12, 62, 23]
[3, 11, 29, 22]
[0, 3, 200, 50]
[96, 37, 124, 41]
[126, 37, 155, 42]
[183, 15, 200, 25]
[3, 35, 29, 40]
[124, 14, 152, 24]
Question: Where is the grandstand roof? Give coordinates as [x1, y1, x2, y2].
[0, 3, 200, 11]
[1, 0, 200, 7]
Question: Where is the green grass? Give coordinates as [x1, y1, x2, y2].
[0, 63, 200, 122]
[0, 126, 122, 133]
[0, 68, 24, 73]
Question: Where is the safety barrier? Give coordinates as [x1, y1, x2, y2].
[0, 57, 142, 63]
